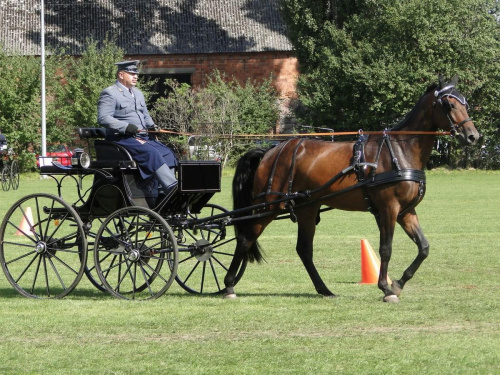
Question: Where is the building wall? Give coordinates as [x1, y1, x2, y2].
[131, 51, 299, 99]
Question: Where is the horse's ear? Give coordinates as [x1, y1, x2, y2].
[450, 75, 459, 86]
[438, 73, 445, 88]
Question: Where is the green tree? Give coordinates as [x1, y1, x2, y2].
[0, 50, 42, 170]
[282, 0, 500, 167]
[0, 39, 125, 170]
[55, 39, 124, 132]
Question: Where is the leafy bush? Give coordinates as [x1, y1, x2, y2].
[153, 71, 279, 167]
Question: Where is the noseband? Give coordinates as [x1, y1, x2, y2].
[434, 84, 472, 136]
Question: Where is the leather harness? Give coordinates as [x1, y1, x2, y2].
[253, 133, 426, 222]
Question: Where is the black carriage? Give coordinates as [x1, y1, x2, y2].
[0, 135, 20, 191]
[0, 128, 245, 300]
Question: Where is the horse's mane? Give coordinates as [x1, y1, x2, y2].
[390, 83, 438, 131]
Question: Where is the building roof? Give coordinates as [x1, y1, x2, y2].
[0, 0, 293, 55]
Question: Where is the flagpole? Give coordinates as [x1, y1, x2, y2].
[41, 0, 47, 157]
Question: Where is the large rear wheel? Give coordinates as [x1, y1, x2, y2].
[175, 204, 246, 294]
[94, 207, 178, 300]
[0, 194, 87, 298]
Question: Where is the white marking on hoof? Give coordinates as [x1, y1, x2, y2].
[391, 281, 403, 297]
[224, 293, 237, 299]
[383, 294, 400, 303]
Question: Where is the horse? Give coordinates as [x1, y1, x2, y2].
[224, 75, 479, 302]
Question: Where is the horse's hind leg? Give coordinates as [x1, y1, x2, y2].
[296, 208, 335, 297]
[224, 220, 268, 298]
[223, 239, 248, 298]
[392, 209, 429, 297]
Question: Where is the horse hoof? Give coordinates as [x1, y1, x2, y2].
[383, 294, 400, 303]
[391, 280, 403, 297]
[224, 293, 237, 299]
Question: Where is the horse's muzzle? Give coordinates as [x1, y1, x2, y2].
[455, 125, 480, 146]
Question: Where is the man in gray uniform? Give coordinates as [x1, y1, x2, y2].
[97, 60, 178, 199]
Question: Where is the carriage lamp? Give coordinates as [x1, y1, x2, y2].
[71, 148, 91, 168]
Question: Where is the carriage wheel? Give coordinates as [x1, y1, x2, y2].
[1, 165, 11, 191]
[175, 204, 246, 294]
[10, 160, 20, 190]
[0, 194, 87, 298]
[94, 206, 178, 300]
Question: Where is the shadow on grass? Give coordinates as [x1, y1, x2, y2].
[0, 285, 366, 300]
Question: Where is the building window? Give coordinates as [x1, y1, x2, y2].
[141, 68, 194, 105]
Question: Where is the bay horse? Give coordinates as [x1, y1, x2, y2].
[224, 75, 479, 302]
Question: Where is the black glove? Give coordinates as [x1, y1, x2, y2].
[125, 124, 138, 136]
[146, 125, 159, 132]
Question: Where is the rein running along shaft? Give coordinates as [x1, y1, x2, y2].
[148, 129, 452, 138]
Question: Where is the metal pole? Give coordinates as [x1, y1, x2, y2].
[41, 0, 46, 157]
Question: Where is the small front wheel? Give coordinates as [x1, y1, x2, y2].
[1, 165, 10, 191]
[94, 207, 178, 300]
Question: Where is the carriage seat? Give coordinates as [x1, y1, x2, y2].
[92, 140, 136, 170]
[78, 127, 108, 139]
[76, 128, 136, 169]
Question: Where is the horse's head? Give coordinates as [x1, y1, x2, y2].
[433, 75, 479, 146]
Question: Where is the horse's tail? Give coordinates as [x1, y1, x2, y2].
[232, 148, 267, 263]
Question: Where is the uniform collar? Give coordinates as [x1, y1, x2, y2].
[115, 81, 134, 93]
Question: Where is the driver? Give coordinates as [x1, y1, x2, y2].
[97, 60, 178, 199]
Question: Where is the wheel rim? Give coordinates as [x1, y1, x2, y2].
[175, 204, 246, 294]
[0, 194, 87, 298]
[2, 166, 10, 191]
[10, 161, 19, 190]
[94, 207, 178, 300]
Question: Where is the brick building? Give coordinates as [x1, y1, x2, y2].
[0, 0, 299, 131]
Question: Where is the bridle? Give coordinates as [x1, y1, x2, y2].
[434, 84, 473, 136]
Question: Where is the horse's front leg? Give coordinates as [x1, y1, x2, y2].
[391, 209, 429, 297]
[376, 211, 399, 303]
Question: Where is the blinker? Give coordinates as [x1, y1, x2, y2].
[434, 84, 468, 108]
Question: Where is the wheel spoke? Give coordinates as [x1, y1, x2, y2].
[30, 255, 43, 295]
[47, 255, 68, 291]
[209, 258, 222, 291]
[14, 253, 39, 283]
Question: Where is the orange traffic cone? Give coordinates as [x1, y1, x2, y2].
[15, 207, 34, 236]
[360, 239, 391, 284]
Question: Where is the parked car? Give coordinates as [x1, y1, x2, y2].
[187, 136, 221, 161]
[36, 144, 73, 167]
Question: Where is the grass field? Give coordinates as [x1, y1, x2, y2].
[0, 170, 499, 374]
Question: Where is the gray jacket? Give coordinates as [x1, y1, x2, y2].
[97, 82, 154, 136]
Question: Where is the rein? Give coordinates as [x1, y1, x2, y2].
[225, 80, 473, 225]
[246, 131, 426, 223]
[449, 117, 473, 136]
[150, 129, 451, 138]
